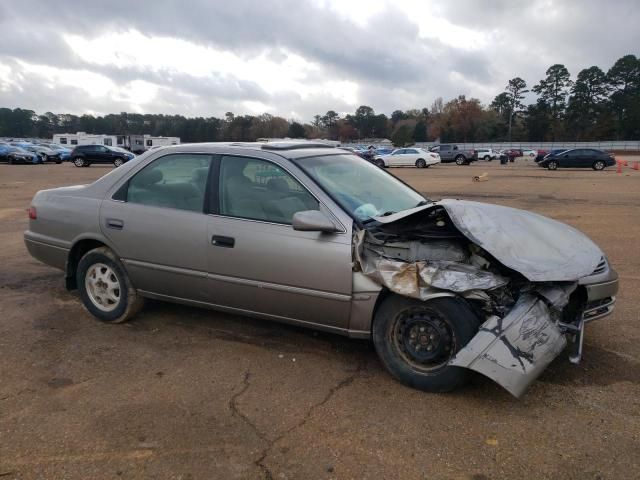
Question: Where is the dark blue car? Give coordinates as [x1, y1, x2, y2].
[538, 148, 616, 171]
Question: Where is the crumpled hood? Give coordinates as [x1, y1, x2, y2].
[373, 199, 603, 282]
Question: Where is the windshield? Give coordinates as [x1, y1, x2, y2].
[293, 154, 427, 222]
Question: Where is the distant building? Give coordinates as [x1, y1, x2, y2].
[52, 132, 180, 153]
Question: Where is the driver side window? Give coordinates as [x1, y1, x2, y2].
[219, 156, 318, 224]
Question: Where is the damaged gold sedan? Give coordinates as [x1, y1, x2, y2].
[25, 142, 618, 397]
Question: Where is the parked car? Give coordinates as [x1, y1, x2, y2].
[476, 148, 498, 161]
[522, 149, 537, 157]
[70, 144, 135, 167]
[23, 145, 63, 164]
[374, 147, 441, 168]
[430, 144, 477, 165]
[24, 141, 618, 398]
[0, 142, 11, 158]
[38, 143, 72, 161]
[538, 148, 616, 171]
[4, 146, 41, 164]
[503, 149, 522, 162]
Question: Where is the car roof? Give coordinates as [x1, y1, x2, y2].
[155, 141, 344, 160]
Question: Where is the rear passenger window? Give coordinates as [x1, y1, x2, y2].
[127, 154, 212, 212]
[219, 156, 318, 224]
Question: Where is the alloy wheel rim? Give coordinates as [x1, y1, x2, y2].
[85, 263, 121, 312]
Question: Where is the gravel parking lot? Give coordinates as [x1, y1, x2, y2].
[1, 158, 639, 479]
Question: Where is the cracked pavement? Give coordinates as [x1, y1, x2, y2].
[1, 160, 639, 479]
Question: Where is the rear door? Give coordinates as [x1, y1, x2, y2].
[204, 154, 353, 330]
[404, 148, 420, 166]
[100, 153, 213, 301]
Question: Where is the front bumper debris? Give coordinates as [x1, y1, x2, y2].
[449, 294, 567, 398]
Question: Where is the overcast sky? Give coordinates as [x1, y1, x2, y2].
[0, 0, 638, 121]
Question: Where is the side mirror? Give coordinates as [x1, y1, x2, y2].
[292, 210, 339, 233]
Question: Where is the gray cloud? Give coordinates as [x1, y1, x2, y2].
[0, 0, 638, 120]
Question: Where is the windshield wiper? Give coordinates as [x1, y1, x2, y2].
[415, 200, 431, 207]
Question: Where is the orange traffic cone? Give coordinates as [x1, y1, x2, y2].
[633, 161, 639, 171]
[617, 161, 623, 174]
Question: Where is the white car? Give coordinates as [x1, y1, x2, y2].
[522, 149, 537, 157]
[476, 148, 498, 161]
[374, 148, 441, 168]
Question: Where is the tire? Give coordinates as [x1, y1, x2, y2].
[55, 160, 62, 164]
[374, 158, 385, 168]
[77, 247, 144, 323]
[73, 157, 86, 167]
[455, 155, 466, 166]
[113, 157, 124, 167]
[592, 160, 605, 171]
[416, 159, 426, 168]
[372, 295, 480, 393]
[529, 153, 535, 157]
[483, 155, 490, 161]
[547, 160, 558, 170]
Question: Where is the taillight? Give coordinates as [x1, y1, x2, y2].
[28, 206, 37, 220]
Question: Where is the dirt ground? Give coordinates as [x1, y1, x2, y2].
[1, 157, 639, 479]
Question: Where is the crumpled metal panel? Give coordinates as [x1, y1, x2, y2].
[355, 231, 508, 300]
[449, 294, 567, 397]
[373, 200, 603, 282]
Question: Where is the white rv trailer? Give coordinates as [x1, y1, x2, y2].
[52, 132, 180, 152]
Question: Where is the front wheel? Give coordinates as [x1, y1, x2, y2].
[373, 295, 480, 393]
[73, 157, 86, 167]
[592, 160, 605, 171]
[374, 158, 385, 168]
[455, 155, 466, 165]
[483, 155, 490, 161]
[547, 160, 558, 170]
[77, 247, 144, 323]
[415, 159, 426, 168]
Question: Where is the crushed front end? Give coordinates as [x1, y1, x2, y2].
[355, 200, 619, 397]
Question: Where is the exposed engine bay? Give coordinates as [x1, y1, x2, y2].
[354, 200, 604, 397]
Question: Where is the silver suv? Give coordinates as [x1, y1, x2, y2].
[25, 142, 618, 397]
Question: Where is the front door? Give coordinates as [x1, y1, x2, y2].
[205, 155, 353, 330]
[100, 153, 214, 301]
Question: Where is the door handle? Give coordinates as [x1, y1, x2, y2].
[211, 235, 235, 248]
[106, 218, 124, 230]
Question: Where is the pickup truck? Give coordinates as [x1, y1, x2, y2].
[429, 144, 477, 165]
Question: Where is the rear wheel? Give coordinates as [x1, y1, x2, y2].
[77, 247, 144, 323]
[113, 157, 124, 167]
[373, 295, 480, 393]
[416, 159, 426, 168]
[73, 157, 86, 167]
[483, 155, 490, 161]
[547, 160, 558, 170]
[455, 155, 466, 165]
[374, 158, 385, 168]
[592, 160, 605, 171]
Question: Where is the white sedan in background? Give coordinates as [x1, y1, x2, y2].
[522, 149, 538, 157]
[374, 148, 441, 168]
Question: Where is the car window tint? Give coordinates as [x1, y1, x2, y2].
[406, 149, 418, 154]
[219, 156, 318, 224]
[127, 154, 212, 212]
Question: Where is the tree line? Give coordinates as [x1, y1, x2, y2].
[1, 54, 638, 146]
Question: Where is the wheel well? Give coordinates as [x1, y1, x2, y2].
[65, 239, 107, 290]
